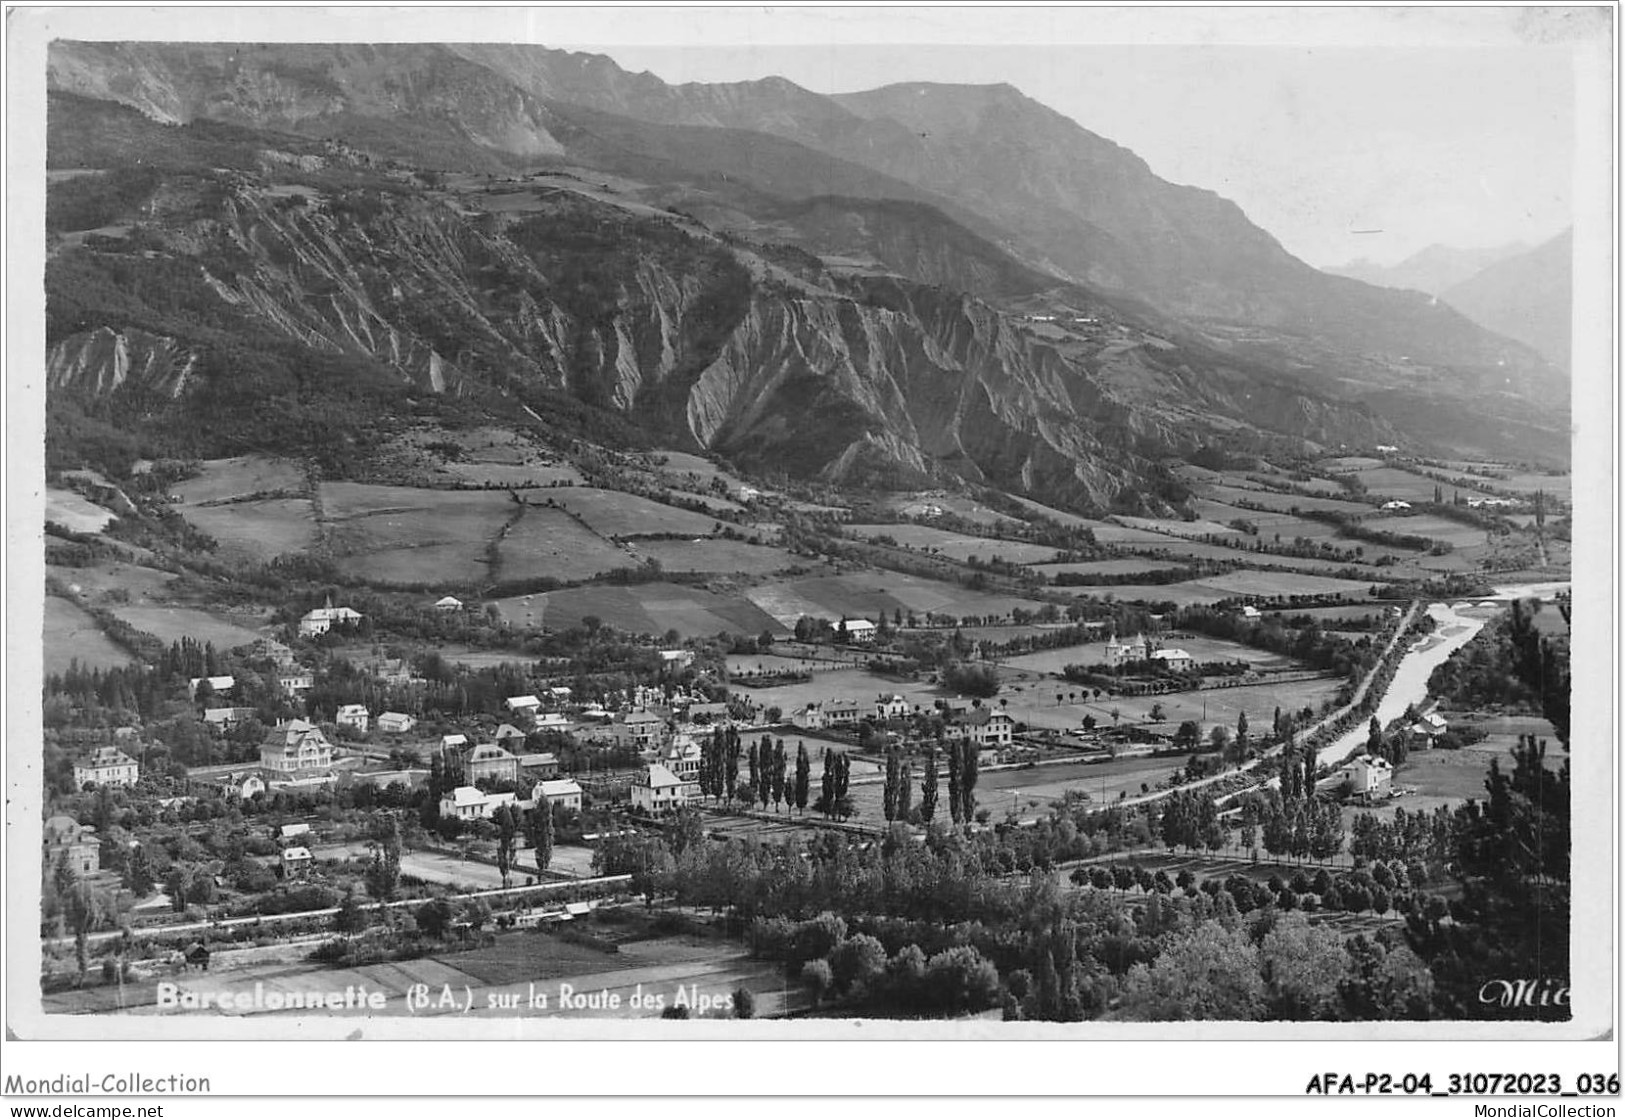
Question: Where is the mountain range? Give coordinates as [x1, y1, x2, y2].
[40, 41, 1571, 510]
[1324, 242, 1532, 297]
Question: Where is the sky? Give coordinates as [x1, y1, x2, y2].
[533, 8, 1585, 269]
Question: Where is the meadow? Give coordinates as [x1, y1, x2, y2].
[497, 507, 635, 583]
[179, 497, 319, 557]
[1195, 483, 1369, 516]
[1035, 559, 1189, 579]
[1352, 467, 1501, 505]
[45, 488, 116, 533]
[107, 604, 267, 650]
[172, 455, 305, 504]
[744, 571, 1053, 628]
[846, 523, 1063, 565]
[44, 596, 135, 676]
[628, 538, 804, 576]
[548, 488, 719, 538]
[493, 583, 784, 639]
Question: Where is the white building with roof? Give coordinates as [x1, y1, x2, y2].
[259, 720, 334, 775]
[74, 745, 139, 789]
[335, 704, 370, 733]
[533, 778, 584, 813]
[630, 764, 695, 816]
[298, 599, 363, 636]
[843, 618, 877, 644]
[1337, 754, 1394, 798]
[434, 596, 463, 612]
[377, 711, 416, 734]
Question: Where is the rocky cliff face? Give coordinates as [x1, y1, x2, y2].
[47, 326, 197, 397]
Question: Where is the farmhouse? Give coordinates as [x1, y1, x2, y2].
[948, 709, 1015, 748]
[659, 649, 695, 670]
[279, 673, 314, 694]
[630, 764, 695, 816]
[279, 823, 311, 842]
[298, 600, 363, 636]
[535, 712, 571, 732]
[335, 704, 370, 734]
[434, 596, 464, 612]
[74, 745, 139, 789]
[1380, 500, 1412, 512]
[377, 712, 416, 735]
[1337, 754, 1394, 799]
[825, 699, 862, 726]
[1240, 606, 1262, 620]
[548, 687, 573, 702]
[440, 733, 468, 752]
[237, 773, 267, 799]
[533, 778, 585, 813]
[260, 720, 335, 775]
[843, 618, 878, 644]
[44, 815, 100, 875]
[494, 723, 528, 747]
[188, 675, 236, 699]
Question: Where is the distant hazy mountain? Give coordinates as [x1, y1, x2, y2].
[1441, 229, 1574, 370]
[1325, 241, 1531, 296]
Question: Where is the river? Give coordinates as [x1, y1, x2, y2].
[1313, 580, 1569, 770]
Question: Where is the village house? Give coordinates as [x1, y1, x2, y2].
[1240, 605, 1262, 620]
[843, 618, 878, 644]
[1380, 500, 1412, 512]
[73, 745, 139, 789]
[335, 704, 370, 734]
[280, 847, 313, 880]
[630, 763, 695, 816]
[298, 599, 364, 637]
[659, 738, 704, 781]
[434, 595, 464, 613]
[438, 785, 518, 822]
[1337, 754, 1394, 800]
[1150, 648, 1195, 672]
[203, 706, 257, 732]
[188, 675, 236, 700]
[947, 708, 1015, 749]
[1406, 709, 1449, 746]
[251, 637, 298, 669]
[824, 699, 862, 726]
[534, 778, 585, 814]
[534, 712, 571, 732]
[518, 752, 560, 780]
[279, 672, 314, 694]
[875, 694, 912, 721]
[259, 720, 335, 776]
[493, 723, 528, 748]
[235, 773, 267, 800]
[611, 710, 667, 751]
[684, 701, 730, 725]
[506, 695, 543, 719]
[43, 815, 100, 876]
[792, 703, 827, 731]
[1103, 635, 1141, 668]
[548, 686, 573, 704]
[279, 823, 312, 842]
[377, 711, 416, 735]
[659, 649, 695, 671]
[440, 733, 468, 752]
[461, 743, 520, 787]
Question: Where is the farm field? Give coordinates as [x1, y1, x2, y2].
[497, 507, 633, 583]
[1005, 495, 1110, 530]
[745, 571, 1052, 627]
[45, 488, 116, 533]
[627, 538, 803, 576]
[440, 461, 583, 487]
[725, 652, 842, 676]
[44, 596, 135, 676]
[334, 543, 491, 587]
[735, 670, 940, 720]
[1189, 501, 1352, 544]
[1318, 456, 1385, 473]
[47, 561, 176, 603]
[1057, 675, 1344, 734]
[998, 634, 1298, 676]
[178, 498, 318, 557]
[846, 523, 1063, 565]
[548, 488, 719, 538]
[1036, 559, 1190, 578]
[1235, 468, 1352, 496]
[1062, 582, 1230, 607]
[1109, 536, 1390, 575]
[108, 604, 267, 650]
[1276, 604, 1397, 625]
[172, 455, 305, 504]
[1196, 483, 1370, 516]
[493, 583, 785, 639]
[1351, 467, 1501, 505]
[1361, 513, 1492, 549]
[1089, 524, 1186, 545]
[1186, 570, 1378, 600]
[1111, 515, 1244, 538]
[845, 755, 1184, 822]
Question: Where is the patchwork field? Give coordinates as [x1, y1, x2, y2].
[745, 571, 1052, 627]
[1351, 467, 1501, 505]
[1196, 483, 1370, 516]
[320, 484, 520, 585]
[497, 507, 634, 583]
[107, 604, 266, 650]
[1361, 513, 1492, 549]
[334, 543, 492, 587]
[1036, 559, 1190, 579]
[178, 498, 318, 557]
[172, 455, 305, 504]
[44, 596, 135, 676]
[47, 561, 176, 603]
[493, 582, 784, 639]
[45, 488, 116, 533]
[846, 524, 1062, 564]
[548, 488, 719, 538]
[440, 461, 583, 487]
[628, 539, 803, 576]
[1061, 583, 1230, 607]
[1064, 676, 1343, 732]
[1186, 570, 1377, 600]
[1111, 515, 1244, 538]
[1005, 496, 1110, 530]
